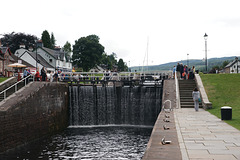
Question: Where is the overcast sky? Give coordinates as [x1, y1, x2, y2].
[1, 0, 240, 67]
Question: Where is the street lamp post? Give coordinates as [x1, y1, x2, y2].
[35, 40, 38, 71]
[128, 61, 130, 72]
[187, 53, 189, 66]
[204, 33, 208, 72]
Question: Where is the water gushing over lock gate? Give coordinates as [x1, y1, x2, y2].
[69, 85, 163, 126]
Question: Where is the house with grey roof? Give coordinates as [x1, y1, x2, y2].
[15, 48, 55, 73]
[36, 42, 72, 72]
[224, 57, 240, 73]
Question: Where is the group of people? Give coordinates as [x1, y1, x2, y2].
[173, 63, 196, 80]
[22, 67, 58, 82]
[35, 67, 47, 81]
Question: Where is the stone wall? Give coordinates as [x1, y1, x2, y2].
[0, 82, 69, 153]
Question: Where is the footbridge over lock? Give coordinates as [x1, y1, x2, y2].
[57, 71, 172, 87]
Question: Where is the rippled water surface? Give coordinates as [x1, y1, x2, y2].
[2, 126, 152, 160]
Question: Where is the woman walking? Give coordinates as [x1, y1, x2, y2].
[192, 87, 200, 111]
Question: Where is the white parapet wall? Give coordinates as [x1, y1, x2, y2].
[194, 74, 212, 109]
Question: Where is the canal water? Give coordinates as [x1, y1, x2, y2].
[1, 126, 152, 160]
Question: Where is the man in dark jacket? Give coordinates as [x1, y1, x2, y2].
[180, 63, 184, 79]
[176, 63, 181, 79]
[41, 67, 47, 81]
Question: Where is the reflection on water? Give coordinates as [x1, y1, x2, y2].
[1, 126, 152, 160]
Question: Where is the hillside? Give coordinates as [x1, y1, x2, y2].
[130, 56, 238, 72]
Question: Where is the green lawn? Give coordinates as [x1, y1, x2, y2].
[0, 77, 8, 83]
[200, 73, 240, 130]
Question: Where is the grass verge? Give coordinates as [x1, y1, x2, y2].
[0, 77, 8, 83]
[200, 73, 240, 130]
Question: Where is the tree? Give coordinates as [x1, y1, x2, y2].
[63, 41, 72, 56]
[41, 30, 52, 48]
[108, 52, 117, 69]
[72, 35, 104, 71]
[117, 58, 125, 71]
[222, 60, 229, 69]
[100, 53, 110, 68]
[50, 32, 56, 48]
[0, 32, 38, 53]
[100, 52, 119, 70]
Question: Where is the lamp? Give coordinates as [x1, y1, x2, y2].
[204, 33, 208, 72]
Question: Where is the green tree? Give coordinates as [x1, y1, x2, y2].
[100, 52, 118, 70]
[222, 60, 229, 69]
[0, 32, 38, 53]
[101, 53, 111, 69]
[50, 32, 56, 48]
[109, 52, 117, 69]
[63, 41, 72, 56]
[72, 35, 104, 71]
[41, 30, 52, 48]
[117, 58, 125, 71]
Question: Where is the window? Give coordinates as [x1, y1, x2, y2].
[49, 59, 52, 63]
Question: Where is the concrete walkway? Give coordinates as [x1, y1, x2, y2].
[175, 108, 240, 160]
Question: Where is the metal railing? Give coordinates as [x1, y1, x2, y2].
[0, 74, 33, 101]
[162, 99, 172, 111]
[58, 71, 172, 82]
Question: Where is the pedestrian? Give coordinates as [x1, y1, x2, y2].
[190, 66, 196, 79]
[184, 65, 189, 79]
[172, 65, 176, 79]
[192, 66, 195, 73]
[41, 67, 46, 81]
[50, 71, 53, 82]
[35, 70, 40, 81]
[53, 70, 58, 82]
[192, 87, 200, 111]
[23, 69, 30, 83]
[176, 63, 181, 79]
[180, 63, 184, 79]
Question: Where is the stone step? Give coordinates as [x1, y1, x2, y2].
[178, 81, 196, 84]
[180, 89, 194, 91]
[181, 104, 203, 108]
[180, 90, 193, 93]
[179, 85, 196, 88]
[179, 84, 196, 87]
[181, 101, 202, 105]
[180, 98, 194, 102]
[180, 93, 193, 96]
[180, 87, 196, 89]
[178, 81, 196, 85]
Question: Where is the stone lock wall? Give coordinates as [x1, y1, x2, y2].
[0, 82, 69, 153]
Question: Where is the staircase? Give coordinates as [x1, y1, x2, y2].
[179, 79, 202, 108]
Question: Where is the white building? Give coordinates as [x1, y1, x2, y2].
[15, 48, 55, 72]
[224, 57, 240, 73]
[36, 42, 72, 72]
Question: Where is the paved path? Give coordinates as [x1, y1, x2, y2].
[175, 108, 240, 160]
